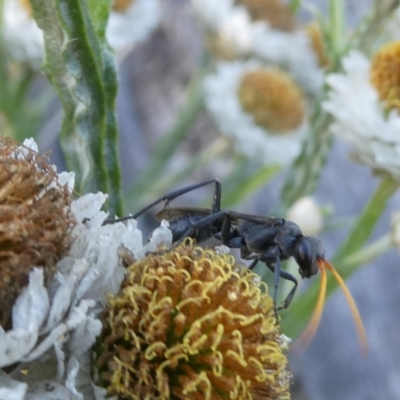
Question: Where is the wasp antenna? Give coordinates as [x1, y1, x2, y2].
[292, 262, 327, 354]
[323, 260, 368, 357]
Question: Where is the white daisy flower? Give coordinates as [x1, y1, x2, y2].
[0, 138, 172, 399]
[106, 0, 162, 58]
[2, 0, 44, 69]
[204, 60, 308, 165]
[323, 46, 400, 180]
[286, 196, 323, 236]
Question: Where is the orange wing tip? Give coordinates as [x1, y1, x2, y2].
[322, 260, 369, 357]
[292, 262, 327, 355]
[292, 260, 368, 357]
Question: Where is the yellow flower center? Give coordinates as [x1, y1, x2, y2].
[370, 41, 400, 112]
[20, 0, 32, 16]
[305, 22, 330, 68]
[235, 0, 295, 31]
[112, 0, 135, 13]
[93, 240, 290, 399]
[238, 68, 305, 133]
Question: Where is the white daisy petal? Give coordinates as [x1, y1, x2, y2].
[323, 50, 400, 179]
[12, 269, 49, 331]
[0, 328, 38, 368]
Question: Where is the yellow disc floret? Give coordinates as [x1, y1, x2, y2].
[238, 68, 305, 133]
[93, 240, 291, 400]
[370, 41, 400, 112]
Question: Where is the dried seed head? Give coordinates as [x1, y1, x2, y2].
[238, 68, 305, 133]
[93, 240, 291, 400]
[370, 41, 400, 112]
[235, 0, 295, 31]
[0, 138, 75, 328]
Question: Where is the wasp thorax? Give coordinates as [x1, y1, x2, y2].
[370, 41, 400, 112]
[238, 68, 306, 134]
[0, 138, 75, 328]
[92, 240, 291, 400]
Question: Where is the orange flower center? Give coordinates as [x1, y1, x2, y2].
[238, 68, 305, 133]
[370, 41, 400, 112]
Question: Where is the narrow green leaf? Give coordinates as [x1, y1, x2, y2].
[30, 0, 122, 215]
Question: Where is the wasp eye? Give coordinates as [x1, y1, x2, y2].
[295, 237, 319, 278]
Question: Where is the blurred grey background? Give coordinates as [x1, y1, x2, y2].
[37, 0, 400, 399]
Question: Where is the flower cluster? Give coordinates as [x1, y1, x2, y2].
[193, 0, 326, 166]
[0, 138, 171, 399]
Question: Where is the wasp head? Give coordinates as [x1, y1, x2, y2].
[294, 236, 325, 278]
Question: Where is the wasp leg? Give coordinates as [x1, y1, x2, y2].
[265, 260, 298, 312]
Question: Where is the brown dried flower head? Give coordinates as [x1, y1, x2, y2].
[93, 240, 291, 400]
[0, 138, 74, 328]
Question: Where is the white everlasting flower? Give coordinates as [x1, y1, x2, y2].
[323, 50, 400, 180]
[1, 139, 172, 400]
[286, 196, 323, 236]
[204, 60, 308, 165]
[2, 0, 44, 69]
[106, 0, 162, 58]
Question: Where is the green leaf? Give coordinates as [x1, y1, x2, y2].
[30, 0, 122, 215]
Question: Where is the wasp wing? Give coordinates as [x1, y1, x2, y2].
[156, 207, 281, 227]
[156, 207, 212, 221]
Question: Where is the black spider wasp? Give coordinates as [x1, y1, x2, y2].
[109, 179, 367, 353]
